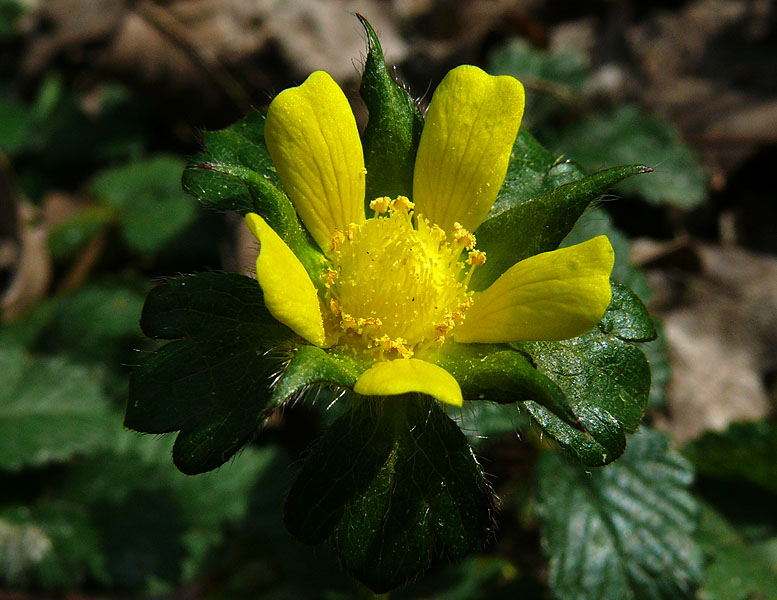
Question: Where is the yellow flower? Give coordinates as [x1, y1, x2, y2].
[246, 66, 614, 408]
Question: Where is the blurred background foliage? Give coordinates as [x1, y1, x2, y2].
[1, 0, 776, 598]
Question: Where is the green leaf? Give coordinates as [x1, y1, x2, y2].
[488, 38, 587, 131]
[127, 272, 293, 474]
[0, 0, 24, 41]
[643, 322, 671, 408]
[182, 110, 324, 277]
[90, 154, 197, 254]
[0, 346, 117, 470]
[0, 503, 107, 590]
[550, 105, 707, 209]
[537, 428, 703, 600]
[598, 280, 656, 342]
[285, 395, 494, 593]
[515, 281, 652, 466]
[432, 343, 579, 428]
[0, 95, 33, 155]
[473, 129, 651, 290]
[358, 14, 424, 205]
[57, 432, 277, 586]
[47, 204, 115, 261]
[36, 280, 146, 365]
[685, 420, 777, 496]
[696, 503, 777, 600]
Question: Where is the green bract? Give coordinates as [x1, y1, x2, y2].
[127, 16, 656, 592]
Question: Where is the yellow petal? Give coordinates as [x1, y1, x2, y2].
[413, 65, 524, 234]
[354, 358, 463, 407]
[245, 213, 325, 346]
[454, 236, 614, 343]
[264, 71, 365, 253]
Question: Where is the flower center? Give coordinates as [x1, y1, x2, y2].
[324, 196, 485, 358]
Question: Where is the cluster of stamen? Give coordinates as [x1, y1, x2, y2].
[323, 195, 486, 359]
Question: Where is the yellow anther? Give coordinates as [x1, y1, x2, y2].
[467, 250, 487, 266]
[452, 222, 476, 250]
[329, 298, 342, 317]
[324, 268, 338, 288]
[346, 223, 359, 241]
[331, 228, 346, 253]
[392, 337, 413, 358]
[360, 316, 383, 330]
[341, 312, 358, 331]
[391, 195, 415, 213]
[360, 167, 368, 176]
[369, 196, 391, 214]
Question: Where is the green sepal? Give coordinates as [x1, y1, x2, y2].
[473, 139, 651, 290]
[182, 110, 325, 281]
[126, 272, 294, 475]
[431, 343, 581, 429]
[515, 280, 652, 466]
[270, 345, 365, 404]
[358, 14, 424, 206]
[284, 394, 494, 593]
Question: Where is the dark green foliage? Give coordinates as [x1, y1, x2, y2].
[358, 14, 424, 205]
[538, 428, 703, 600]
[0, 345, 118, 471]
[685, 420, 777, 495]
[90, 155, 197, 255]
[550, 106, 707, 209]
[182, 110, 324, 277]
[696, 503, 777, 600]
[473, 134, 651, 290]
[516, 279, 654, 466]
[0, 503, 107, 589]
[285, 395, 494, 593]
[126, 272, 293, 474]
[432, 343, 579, 428]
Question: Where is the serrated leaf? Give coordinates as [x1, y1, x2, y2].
[550, 105, 707, 209]
[515, 284, 652, 466]
[0, 503, 107, 590]
[182, 111, 324, 277]
[538, 428, 703, 600]
[358, 14, 424, 205]
[685, 420, 777, 496]
[90, 155, 197, 254]
[285, 395, 494, 593]
[0, 346, 117, 470]
[473, 129, 650, 290]
[696, 502, 777, 600]
[126, 272, 293, 474]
